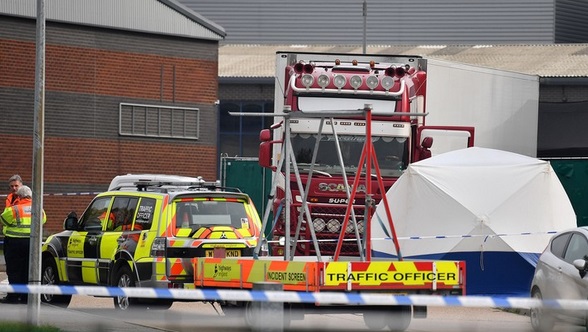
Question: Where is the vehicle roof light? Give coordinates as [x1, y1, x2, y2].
[352, 60, 358, 66]
[366, 75, 378, 90]
[317, 74, 330, 88]
[335, 59, 341, 65]
[301, 74, 314, 88]
[369, 60, 375, 69]
[381, 76, 394, 91]
[350, 75, 362, 89]
[303, 63, 314, 74]
[385, 66, 396, 76]
[294, 62, 305, 74]
[333, 74, 346, 89]
[395, 66, 406, 77]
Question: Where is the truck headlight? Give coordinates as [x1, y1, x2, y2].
[327, 219, 341, 233]
[313, 218, 325, 232]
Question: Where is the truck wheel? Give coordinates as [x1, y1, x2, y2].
[112, 265, 140, 310]
[40, 257, 72, 308]
[386, 305, 412, 331]
[530, 289, 554, 332]
[363, 309, 387, 330]
[244, 301, 257, 327]
[220, 301, 246, 317]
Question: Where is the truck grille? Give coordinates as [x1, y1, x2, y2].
[273, 203, 367, 256]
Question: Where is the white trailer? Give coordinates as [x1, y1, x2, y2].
[424, 59, 539, 157]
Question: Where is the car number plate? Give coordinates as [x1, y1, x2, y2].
[205, 249, 241, 257]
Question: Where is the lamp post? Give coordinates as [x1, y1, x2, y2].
[362, 0, 367, 54]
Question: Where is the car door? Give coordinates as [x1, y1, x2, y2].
[540, 232, 571, 300]
[560, 232, 588, 301]
[98, 196, 139, 284]
[66, 196, 112, 284]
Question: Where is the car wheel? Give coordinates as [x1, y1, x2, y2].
[386, 305, 412, 332]
[40, 257, 72, 308]
[530, 289, 554, 332]
[112, 265, 139, 310]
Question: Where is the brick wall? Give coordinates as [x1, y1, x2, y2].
[0, 17, 220, 235]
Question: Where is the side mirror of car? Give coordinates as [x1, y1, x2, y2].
[63, 211, 78, 231]
[573, 258, 588, 278]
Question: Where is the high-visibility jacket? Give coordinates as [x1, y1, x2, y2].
[0, 198, 46, 238]
[5, 193, 19, 208]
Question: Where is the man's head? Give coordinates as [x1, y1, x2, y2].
[16, 185, 32, 199]
[8, 174, 23, 194]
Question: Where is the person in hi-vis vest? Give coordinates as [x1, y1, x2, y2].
[0, 185, 46, 304]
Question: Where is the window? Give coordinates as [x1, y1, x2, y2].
[175, 199, 248, 230]
[79, 196, 112, 231]
[106, 197, 139, 231]
[119, 103, 199, 139]
[135, 198, 156, 231]
[563, 233, 588, 264]
[551, 233, 572, 259]
[219, 101, 273, 157]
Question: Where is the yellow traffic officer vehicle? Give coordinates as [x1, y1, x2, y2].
[40, 175, 263, 310]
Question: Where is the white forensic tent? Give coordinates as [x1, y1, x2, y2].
[371, 147, 576, 296]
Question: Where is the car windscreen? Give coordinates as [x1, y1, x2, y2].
[175, 199, 249, 233]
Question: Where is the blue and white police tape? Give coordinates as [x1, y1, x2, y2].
[1, 284, 587, 310]
[265, 230, 560, 244]
[0, 192, 101, 198]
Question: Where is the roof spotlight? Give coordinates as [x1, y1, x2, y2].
[333, 74, 346, 89]
[293, 62, 305, 74]
[366, 75, 379, 90]
[385, 66, 396, 76]
[381, 76, 394, 90]
[350, 75, 362, 89]
[301, 74, 314, 88]
[317, 74, 330, 88]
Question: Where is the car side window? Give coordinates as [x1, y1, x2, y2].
[79, 196, 112, 231]
[550, 232, 572, 259]
[135, 198, 156, 231]
[106, 196, 139, 231]
[563, 233, 588, 264]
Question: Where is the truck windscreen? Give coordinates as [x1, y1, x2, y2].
[291, 133, 408, 177]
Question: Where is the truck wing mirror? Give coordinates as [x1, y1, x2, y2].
[419, 136, 433, 160]
[422, 136, 433, 149]
[260, 129, 272, 142]
[259, 129, 273, 169]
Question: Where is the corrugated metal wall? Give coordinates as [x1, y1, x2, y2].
[180, 0, 561, 44]
[0, 0, 224, 41]
[555, 0, 588, 43]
